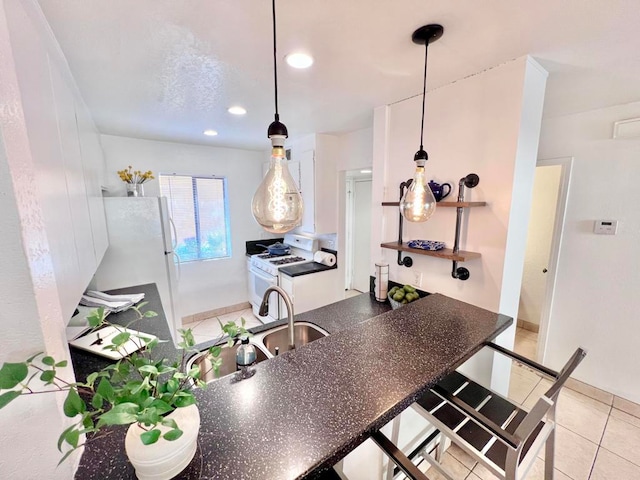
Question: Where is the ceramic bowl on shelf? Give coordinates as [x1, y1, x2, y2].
[407, 239, 445, 251]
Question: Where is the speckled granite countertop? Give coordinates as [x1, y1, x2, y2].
[72, 284, 511, 480]
[279, 261, 337, 277]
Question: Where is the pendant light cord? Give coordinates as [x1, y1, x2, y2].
[419, 42, 428, 150]
[272, 0, 279, 121]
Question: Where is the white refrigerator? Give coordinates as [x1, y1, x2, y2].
[91, 197, 181, 344]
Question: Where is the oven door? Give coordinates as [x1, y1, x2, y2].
[249, 265, 279, 323]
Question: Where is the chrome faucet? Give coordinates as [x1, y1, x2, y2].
[259, 286, 295, 350]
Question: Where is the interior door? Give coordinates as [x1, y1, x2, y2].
[352, 178, 372, 292]
[519, 165, 562, 330]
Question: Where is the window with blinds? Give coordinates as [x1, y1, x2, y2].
[159, 174, 232, 262]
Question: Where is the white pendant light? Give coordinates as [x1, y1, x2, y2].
[251, 0, 303, 234]
[399, 24, 443, 223]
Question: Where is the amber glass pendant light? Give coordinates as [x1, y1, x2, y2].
[251, 0, 303, 233]
[399, 24, 443, 223]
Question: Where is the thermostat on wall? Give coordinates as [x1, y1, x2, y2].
[594, 220, 618, 235]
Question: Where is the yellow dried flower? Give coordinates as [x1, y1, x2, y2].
[117, 166, 153, 184]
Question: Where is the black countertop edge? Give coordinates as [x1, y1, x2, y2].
[278, 261, 337, 277]
[280, 248, 338, 277]
[70, 283, 175, 384]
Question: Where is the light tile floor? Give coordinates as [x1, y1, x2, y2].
[440, 327, 640, 479]
[185, 307, 263, 345]
[345, 289, 364, 299]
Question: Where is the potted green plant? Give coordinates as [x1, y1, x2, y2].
[0, 303, 250, 479]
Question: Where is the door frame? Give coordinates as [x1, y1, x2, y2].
[344, 177, 355, 290]
[536, 156, 573, 363]
[350, 177, 373, 293]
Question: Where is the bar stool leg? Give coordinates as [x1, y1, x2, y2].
[385, 416, 402, 480]
[545, 404, 557, 480]
[435, 434, 449, 462]
[545, 428, 555, 480]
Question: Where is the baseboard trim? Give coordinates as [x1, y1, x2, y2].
[182, 301, 252, 324]
[516, 319, 540, 333]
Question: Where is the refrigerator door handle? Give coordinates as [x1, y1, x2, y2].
[169, 217, 178, 250]
[173, 252, 182, 282]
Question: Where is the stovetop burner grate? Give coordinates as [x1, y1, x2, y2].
[270, 256, 308, 265]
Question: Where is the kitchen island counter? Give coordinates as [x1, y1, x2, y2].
[72, 284, 511, 479]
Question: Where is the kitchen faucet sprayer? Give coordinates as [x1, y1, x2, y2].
[259, 286, 295, 350]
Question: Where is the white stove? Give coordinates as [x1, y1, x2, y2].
[249, 252, 312, 276]
[248, 234, 318, 322]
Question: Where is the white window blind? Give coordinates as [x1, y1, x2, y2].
[159, 174, 232, 262]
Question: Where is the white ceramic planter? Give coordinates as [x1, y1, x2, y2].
[125, 405, 200, 480]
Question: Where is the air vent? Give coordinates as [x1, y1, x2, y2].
[613, 118, 640, 139]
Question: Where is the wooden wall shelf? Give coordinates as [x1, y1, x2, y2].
[381, 174, 486, 279]
[381, 201, 486, 208]
[380, 242, 481, 262]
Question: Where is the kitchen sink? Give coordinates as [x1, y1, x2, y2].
[187, 322, 328, 382]
[260, 322, 328, 355]
[188, 343, 269, 383]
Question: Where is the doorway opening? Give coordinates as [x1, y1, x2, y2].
[517, 157, 572, 362]
[345, 171, 372, 295]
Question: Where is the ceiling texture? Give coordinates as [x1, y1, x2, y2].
[38, 0, 640, 151]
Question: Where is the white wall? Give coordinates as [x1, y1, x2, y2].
[538, 101, 640, 402]
[372, 56, 547, 387]
[337, 127, 373, 172]
[519, 165, 562, 326]
[100, 134, 266, 317]
[0, 0, 83, 477]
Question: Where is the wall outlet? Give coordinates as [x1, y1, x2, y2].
[413, 272, 423, 288]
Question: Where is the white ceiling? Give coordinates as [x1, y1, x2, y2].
[38, 0, 640, 151]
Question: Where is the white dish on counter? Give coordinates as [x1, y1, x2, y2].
[69, 325, 157, 360]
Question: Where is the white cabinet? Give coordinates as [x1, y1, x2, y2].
[8, 11, 107, 320]
[279, 269, 342, 317]
[298, 149, 315, 233]
[76, 101, 109, 266]
[288, 159, 301, 191]
[49, 61, 97, 290]
[260, 134, 338, 234]
[287, 134, 339, 234]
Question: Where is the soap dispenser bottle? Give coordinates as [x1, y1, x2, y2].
[236, 338, 257, 379]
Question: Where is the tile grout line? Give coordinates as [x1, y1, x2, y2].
[586, 403, 612, 480]
[595, 445, 640, 470]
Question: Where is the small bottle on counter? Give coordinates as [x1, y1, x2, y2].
[236, 338, 257, 379]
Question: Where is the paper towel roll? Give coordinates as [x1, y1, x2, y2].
[314, 251, 336, 266]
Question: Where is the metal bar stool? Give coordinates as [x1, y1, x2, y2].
[410, 344, 586, 480]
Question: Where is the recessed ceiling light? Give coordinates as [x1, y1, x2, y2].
[360, 169, 372, 174]
[285, 52, 314, 69]
[203, 129, 218, 136]
[228, 106, 247, 115]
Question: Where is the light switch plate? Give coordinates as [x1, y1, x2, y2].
[594, 220, 618, 235]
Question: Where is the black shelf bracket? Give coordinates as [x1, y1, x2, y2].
[451, 173, 480, 280]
